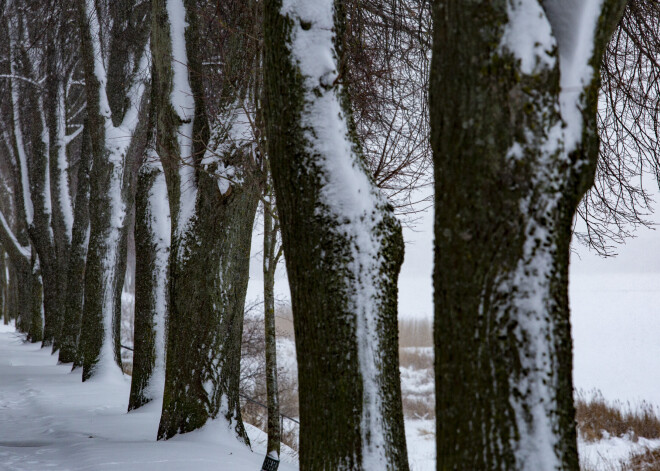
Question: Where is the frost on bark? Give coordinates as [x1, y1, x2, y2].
[153, 0, 259, 442]
[76, 0, 150, 381]
[263, 0, 409, 468]
[431, 0, 626, 469]
[129, 143, 170, 410]
[58, 125, 92, 365]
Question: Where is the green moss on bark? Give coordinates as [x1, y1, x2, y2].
[430, 1, 626, 469]
[263, 0, 409, 468]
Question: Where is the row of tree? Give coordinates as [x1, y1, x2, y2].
[0, 0, 428, 466]
[0, 0, 657, 469]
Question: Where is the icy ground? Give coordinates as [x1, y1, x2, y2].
[0, 323, 297, 471]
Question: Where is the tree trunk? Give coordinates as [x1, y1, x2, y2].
[6, 4, 59, 348]
[28, 258, 44, 343]
[263, 189, 280, 459]
[58, 124, 92, 365]
[430, 1, 626, 469]
[0, 252, 7, 325]
[152, 0, 259, 442]
[263, 0, 409, 468]
[76, 0, 149, 381]
[46, 49, 75, 354]
[128, 147, 170, 410]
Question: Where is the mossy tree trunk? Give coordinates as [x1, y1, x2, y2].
[6, 2, 59, 348]
[28, 255, 44, 343]
[0, 212, 41, 342]
[76, 0, 150, 381]
[263, 0, 409, 468]
[7, 263, 18, 326]
[45, 37, 76, 354]
[58, 123, 92, 365]
[153, 0, 259, 442]
[430, 1, 626, 469]
[128, 140, 170, 410]
[0, 251, 7, 325]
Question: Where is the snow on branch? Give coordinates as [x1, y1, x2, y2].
[64, 125, 84, 146]
[8, 14, 35, 226]
[0, 74, 44, 90]
[0, 210, 31, 261]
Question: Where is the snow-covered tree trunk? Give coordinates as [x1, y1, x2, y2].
[76, 0, 149, 381]
[46, 52, 76, 353]
[6, 1, 59, 348]
[58, 124, 92, 365]
[263, 0, 409, 468]
[431, 1, 626, 469]
[128, 145, 170, 410]
[153, 0, 259, 442]
[28, 256, 44, 343]
[0, 209, 41, 342]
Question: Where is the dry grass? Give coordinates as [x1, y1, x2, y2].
[399, 347, 433, 370]
[274, 304, 295, 340]
[398, 318, 433, 348]
[402, 395, 435, 420]
[576, 390, 660, 443]
[398, 318, 435, 420]
[241, 307, 300, 451]
[626, 447, 660, 470]
[581, 448, 660, 471]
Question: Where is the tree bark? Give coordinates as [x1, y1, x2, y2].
[6, 3, 59, 348]
[28, 257, 44, 343]
[263, 187, 280, 458]
[128, 144, 170, 410]
[431, 1, 626, 469]
[76, 0, 149, 381]
[153, 0, 259, 442]
[0, 251, 7, 325]
[58, 124, 92, 365]
[263, 0, 409, 468]
[45, 46, 75, 354]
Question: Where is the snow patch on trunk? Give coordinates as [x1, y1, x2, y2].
[8, 17, 34, 226]
[143, 155, 170, 402]
[55, 82, 74, 241]
[0, 210, 31, 260]
[500, 0, 556, 74]
[499, 1, 606, 468]
[281, 0, 393, 467]
[544, 0, 604, 153]
[166, 0, 197, 241]
[83, 0, 150, 379]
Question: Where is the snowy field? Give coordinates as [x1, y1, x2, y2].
[572, 273, 660, 406]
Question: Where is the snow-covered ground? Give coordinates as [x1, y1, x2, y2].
[0, 320, 440, 470]
[0, 323, 297, 471]
[579, 434, 660, 470]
